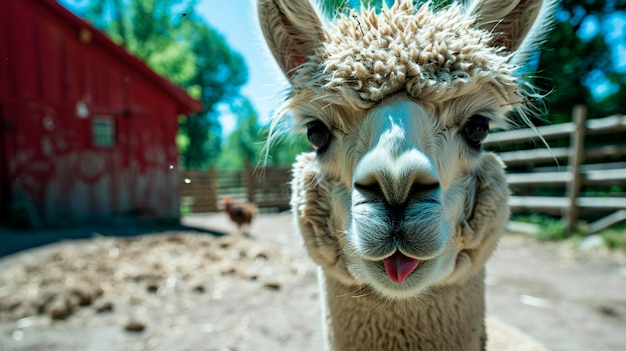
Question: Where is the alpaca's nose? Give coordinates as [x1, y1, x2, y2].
[353, 149, 440, 218]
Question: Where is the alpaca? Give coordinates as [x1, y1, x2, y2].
[258, 0, 556, 350]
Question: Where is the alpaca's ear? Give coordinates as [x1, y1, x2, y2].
[466, 0, 557, 63]
[257, 0, 326, 79]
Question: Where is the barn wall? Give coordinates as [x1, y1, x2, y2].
[0, 0, 182, 225]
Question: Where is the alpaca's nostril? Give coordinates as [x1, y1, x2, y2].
[354, 178, 439, 206]
[354, 181, 384, 198]
[408, 181, 440, 199]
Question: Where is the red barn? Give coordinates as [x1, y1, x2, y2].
[0, 0, 202, 226]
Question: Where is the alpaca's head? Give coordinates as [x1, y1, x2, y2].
[259, 0, 555, 299]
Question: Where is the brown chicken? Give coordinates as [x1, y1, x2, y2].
[223, 197, 257, 234]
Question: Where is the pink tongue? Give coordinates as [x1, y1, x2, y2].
[383, 251, 420, 283]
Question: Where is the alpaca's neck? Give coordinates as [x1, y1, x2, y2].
[321, 269, 486, 351]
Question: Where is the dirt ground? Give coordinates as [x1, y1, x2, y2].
[0, 212, 625, 351]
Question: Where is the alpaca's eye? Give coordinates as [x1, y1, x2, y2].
[462, 115, 489, 148]
[307, 121, 331, 151]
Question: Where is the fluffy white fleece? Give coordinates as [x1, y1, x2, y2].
[292, 2, 519, 109]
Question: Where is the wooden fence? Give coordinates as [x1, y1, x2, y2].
[484, 105, 626, 233]
[180, 165, 291, 213]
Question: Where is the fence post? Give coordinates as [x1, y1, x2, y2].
[563, 105, 586, 233]
[243, 157, 255, 202]
[209, 167, 218, 211]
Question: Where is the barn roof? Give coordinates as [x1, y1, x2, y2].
[45, 0, 203, 115]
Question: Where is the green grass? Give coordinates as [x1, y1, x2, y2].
[510, 213, 626, 250]
[600, 225, 626, 250]
[511, 213, 571, 241]
[180, 204, 191, 216]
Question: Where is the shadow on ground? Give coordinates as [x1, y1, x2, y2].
[0, 219, 226, 258]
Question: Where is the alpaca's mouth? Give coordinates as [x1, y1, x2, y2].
[358, 249, 447, 298]
[383, 251, 421, 283]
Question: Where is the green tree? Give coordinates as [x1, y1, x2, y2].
[79, 0, 200, 87]
[178, 16, 247, 169]
[73, 0, 248, 169]
[263, 132, 311, 167]
[531, 0, 626, 122]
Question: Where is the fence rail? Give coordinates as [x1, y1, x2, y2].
[483, 114, 626, 146]
[487, 105, 626, 233]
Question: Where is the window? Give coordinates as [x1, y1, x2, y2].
[92, 115, 115, 147]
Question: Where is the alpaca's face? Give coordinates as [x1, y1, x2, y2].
[292, 92, 504, 298]
[259, 0, 551, 299]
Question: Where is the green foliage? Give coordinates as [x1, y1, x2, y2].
[179, 203, 191, 216]
[512, 213, 570, 241]
[263, 132, 312, 167]
[215, 96, 312, 170]
[534, 0, 626, 122]
[180, 16, 248, 169]
[146, 40, 197, 87]
[512, 214, 626, 251]
[601, 225, 626, 250]
[75, 0, 248, 169]
[216, 97, 264, 170]
[81, 0, 199, 87]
